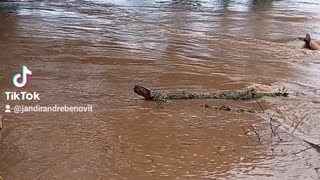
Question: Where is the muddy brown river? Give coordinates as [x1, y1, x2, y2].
[1, 0, 320, 179]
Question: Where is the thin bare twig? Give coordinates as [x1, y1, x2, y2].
[292, 114, 308, 134]
[293, 142, 320, 155]
[253, 97, 265, 113]
[243, 127, 256, 142]
[269, 114, 277, 137]
[249, 125, 261, 142]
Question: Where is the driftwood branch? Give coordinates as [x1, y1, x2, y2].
[134, 85, 289, 101]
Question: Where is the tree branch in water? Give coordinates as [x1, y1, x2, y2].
[134, 85, 289, 101]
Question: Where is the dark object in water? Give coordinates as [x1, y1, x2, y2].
[134, 85, 152, 99]
[0, 115, 3, 131]
[299, 34, 320, 51]
[134, 85, 289, 101]
[201, 104, 256, 113]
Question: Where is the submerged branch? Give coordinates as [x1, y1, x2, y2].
[134, 85, 289, 101]
[201, 104, 255, 113]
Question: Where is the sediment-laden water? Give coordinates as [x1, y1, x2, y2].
[1, 0, 320, 179]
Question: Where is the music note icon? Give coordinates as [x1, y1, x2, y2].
[12, 66, 33, 88]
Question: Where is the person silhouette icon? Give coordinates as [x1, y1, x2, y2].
[5, 105, 11, 113]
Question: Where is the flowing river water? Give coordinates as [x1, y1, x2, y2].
[1, 0, 320, 179]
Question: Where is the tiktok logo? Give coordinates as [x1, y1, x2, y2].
[4, 66, 40, 102]
[12, 66, 32, 88]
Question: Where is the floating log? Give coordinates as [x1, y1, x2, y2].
[134, 85, 289, 101]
